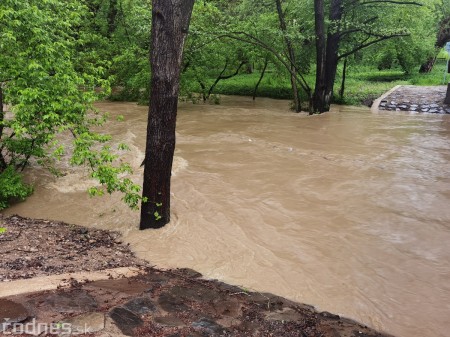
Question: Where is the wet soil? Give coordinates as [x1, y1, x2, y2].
[0, 215, 147, 282]
[0, 215, 393, 337]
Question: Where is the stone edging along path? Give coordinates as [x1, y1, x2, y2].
[371, 85, 450, 114]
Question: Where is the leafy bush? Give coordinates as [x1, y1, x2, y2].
[0, 166, 33, 210]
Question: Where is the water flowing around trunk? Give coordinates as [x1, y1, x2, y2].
[4, 97, 450, 337]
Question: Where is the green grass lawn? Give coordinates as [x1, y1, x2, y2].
[207, 58, 449, 107]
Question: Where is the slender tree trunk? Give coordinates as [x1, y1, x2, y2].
[275, 0, 301, 112]
[419, 55, 437, 73]
[140, 0, 195, 230]
[253, 57, 269, 100]
[339, 57, 347, 99]
[207, 60, 245, 99]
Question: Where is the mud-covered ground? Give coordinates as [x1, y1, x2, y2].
[0, 215, 147, 281]
[0, 215, 393, 337]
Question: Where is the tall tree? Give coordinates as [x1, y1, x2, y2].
[140, 0, 195, 229]
[312, 0, 422, 113]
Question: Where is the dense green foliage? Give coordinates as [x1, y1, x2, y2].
[0, 0, 141, 209]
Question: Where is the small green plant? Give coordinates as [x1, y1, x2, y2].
[0, 166, 33, 210]
[153, 211, 162, 221]
[0, 227, 7, 235]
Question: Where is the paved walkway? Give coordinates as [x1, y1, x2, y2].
[373, 85, 450, 113]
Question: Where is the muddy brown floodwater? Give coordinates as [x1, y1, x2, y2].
[3, 96, 450, 337]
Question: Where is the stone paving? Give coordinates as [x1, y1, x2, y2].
[0, 268, 393, 337]
[376, 85, 450, 113]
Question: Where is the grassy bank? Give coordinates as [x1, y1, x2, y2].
[207, 58, 448, 107]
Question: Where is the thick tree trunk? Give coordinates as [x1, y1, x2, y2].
[313, 0, 343, 114]
[312, 0, 327, 114]
[323, 0, 343, 106]
[140, 0, 194, 230]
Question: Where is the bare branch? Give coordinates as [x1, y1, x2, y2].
[338, 33, 409, 60]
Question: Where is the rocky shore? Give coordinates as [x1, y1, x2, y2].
[0, 215, 392, 337]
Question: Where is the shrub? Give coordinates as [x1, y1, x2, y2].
[0, 166, 33, 210]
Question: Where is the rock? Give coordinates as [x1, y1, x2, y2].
[429, 108, 438, 113]
[176, 268, 203, 279]
[191, 318, 227, 335]
[89, 279, 149, 295]
[158, 292, 188, 313]
[430, 103, 439, 108]
[45, 290, 97, 313]
[319, 311, 341, 320]
[123, 297, 157, 315]
[154, 316, 185, 327]
[109, 307, 143, 336]
[421, 108, 429, 112]
[398, 104, 408, 110]
[62, 312, 105, 335]
[265, 307, 303, 322]
[0, 299, 30, 332]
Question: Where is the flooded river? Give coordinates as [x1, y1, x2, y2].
[4, 96, 450, 337]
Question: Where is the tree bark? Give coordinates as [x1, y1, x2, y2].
[312, 0, 327, 114]
[140, 0, 195, 230]
[323, 0, 343, 106]
[275, 0, 301, 112]
[339, 57, 347, 99]
[313, 0, 343, 114]
[253, 57, 269, 100]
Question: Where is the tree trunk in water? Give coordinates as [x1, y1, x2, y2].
[313, 0, 343, 114]
[323, 0, 343, 106]
[140, 0, 195, 230]
[290, 72, 301, 112]
[312, 0, 327, 114]
[275, 0, 301, 112]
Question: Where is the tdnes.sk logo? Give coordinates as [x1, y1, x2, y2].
[1, 318, 94, 335]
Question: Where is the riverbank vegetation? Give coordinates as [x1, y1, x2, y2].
[1, 0, 449, 214]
